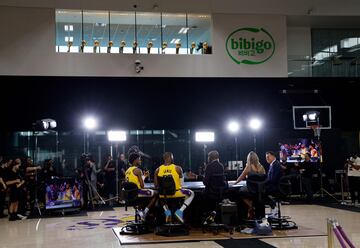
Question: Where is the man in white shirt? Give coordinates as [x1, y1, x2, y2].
[347, 153, 360, 205]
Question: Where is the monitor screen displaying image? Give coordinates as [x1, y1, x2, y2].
[45, 178, 82, 210]
[279, 138, 322, 163]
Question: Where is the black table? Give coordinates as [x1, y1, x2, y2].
[144, 180, 246, 190]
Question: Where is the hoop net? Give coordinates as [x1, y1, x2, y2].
[310, 124, 321, 137]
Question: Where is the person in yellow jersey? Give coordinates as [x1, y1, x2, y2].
[154, 152, 194, 224]
[125, 153, 157, 221]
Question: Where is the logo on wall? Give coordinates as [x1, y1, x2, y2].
[226, 27, 275, 65]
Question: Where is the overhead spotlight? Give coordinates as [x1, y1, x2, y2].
[227, 121, 240, 133]
[83, 116, 97, 130]
[249, 118, 262, 131]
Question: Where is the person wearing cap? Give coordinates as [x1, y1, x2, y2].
[125, 153, 157, 221]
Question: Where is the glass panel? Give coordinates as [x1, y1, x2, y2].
[110, 11, 136, 54]
[83, 10, 109, 53]
[188, 13, 212, 55]
[311, 29, 360, 77]
[162, 13, 187, 54]
[55, 9, 82, 53]
[136, 12, 161, 54]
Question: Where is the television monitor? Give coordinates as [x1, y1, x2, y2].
[45, 177, 82, 210]
[279, 138, 322, 163]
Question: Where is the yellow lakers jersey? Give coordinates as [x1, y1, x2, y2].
[125, 166, 141, 189]
[158, 164, 181, 190]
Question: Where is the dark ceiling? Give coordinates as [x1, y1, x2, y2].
[1, 76, 359, 132]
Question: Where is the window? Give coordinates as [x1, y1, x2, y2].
[55, 9, 212, 55]
[136, 12, 161, 54]
[162, 13, 188, 54]
[83, 10, 109, 53]
[110, 11, 136, 54]
[55, 9, 82, 53]
[188, 14, 212, 54]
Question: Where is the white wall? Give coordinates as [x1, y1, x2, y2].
[1, 0, 360, 16]
[0, 6, 288, 77]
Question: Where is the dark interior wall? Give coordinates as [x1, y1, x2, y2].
[0, 76, 359, 173]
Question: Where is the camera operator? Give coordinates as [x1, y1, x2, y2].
[86, 157, 100, 199]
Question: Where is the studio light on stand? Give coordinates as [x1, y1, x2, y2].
[248, 118, 262, 152]
[227, 120, 241, 176]
[83, 116, 98, 153]
[32, 118, 57, 216]
[195, 131, 215, 166]
[107, 130, 127, 204]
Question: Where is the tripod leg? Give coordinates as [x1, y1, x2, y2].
[90, 183, 105, 204]
[321, 188, 340, 202]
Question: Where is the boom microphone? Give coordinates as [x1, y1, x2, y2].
[128, 145, 151, 159]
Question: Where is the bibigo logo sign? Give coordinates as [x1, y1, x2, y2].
[226, 27, 275, 65]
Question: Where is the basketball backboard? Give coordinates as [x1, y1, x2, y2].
[292, 106, 332, 130]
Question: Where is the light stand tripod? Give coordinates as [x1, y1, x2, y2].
[311, 124, 339, 202]
[83, 161, 106, 209]
[32, 129, 42, 216]
[106, 144, 120, 205]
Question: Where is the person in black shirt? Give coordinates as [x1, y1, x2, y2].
[296, 153, 314, 203]
[103, 155, 116, 205]
[0, 158, 9, 218]
[24, 157, 41, 214]
[202, 151, 227, 214]
[5, 158, 25, 221]
[42, 159, 57, 182]
[118, 154, 127, 179]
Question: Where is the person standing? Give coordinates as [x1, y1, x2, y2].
[5, 159, 25, 221]
[347, 153, 360, 205]
[24, 157, 41, 214]
[296, 153, 314, 203]
[104, 155, 116, 205]
[0, 159, 8, 218]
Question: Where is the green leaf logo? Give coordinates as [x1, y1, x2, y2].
[226, 27, 275, 65]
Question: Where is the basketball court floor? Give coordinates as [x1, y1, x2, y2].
[0, 204, 359, 248]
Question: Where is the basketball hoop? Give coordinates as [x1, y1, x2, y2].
[310, 124, 321, 138]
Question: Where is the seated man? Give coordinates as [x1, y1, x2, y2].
[125, 153, 157, 221]
[203, 150, 227, 203]
[154, 152, 194, 223]
[265, 151, 283, 216]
